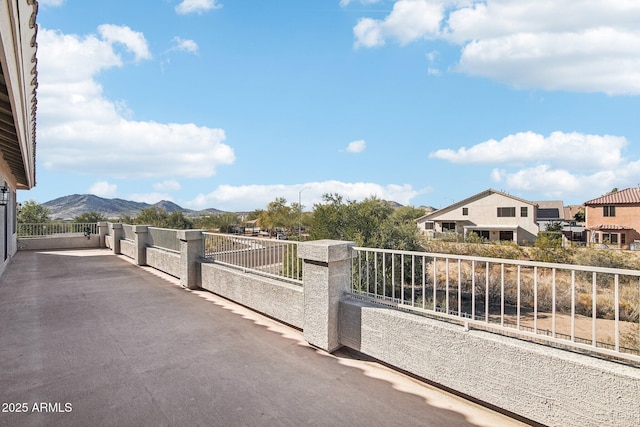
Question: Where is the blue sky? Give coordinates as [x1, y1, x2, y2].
[26, 0, 640, 212]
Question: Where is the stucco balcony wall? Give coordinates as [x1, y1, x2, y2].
[17, 234, 100, 251]
[200, 262, 304, 329]
[119, 239, 136, 260]
[338, 297, 640, 427]
[146, 247, 181, 278]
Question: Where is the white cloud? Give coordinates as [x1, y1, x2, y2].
[186, 181, 431, 211]
[154, 180, 182, 192]
[352, 0, 640, 94]
[97, 24, 151, 62]
[89, 181, 117, 198]
[170, 37, 199, 54]
[433, 131, 640, 201]
[128, 193, 173, 204]
[354, 0, 447, 48]
[345, 139, 366, 153]
[491, 165, 619, 201]
[175, 0, 222, 15]
[39, 0, 65, 6]
[36, 27, 235, 179]
[430, 131, 627, 170]
[340, 0, 382, 8]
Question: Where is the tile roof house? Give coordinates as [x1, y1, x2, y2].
[415, 189, 540, 245]
[583, 187, 640, 249]
[0, 0, 38, 277]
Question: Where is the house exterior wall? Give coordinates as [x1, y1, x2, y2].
[0, 167, 19, 278]
[585, 204, 640, 248]
[419, 192, 539, 244]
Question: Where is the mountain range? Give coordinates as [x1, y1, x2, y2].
[42, 194, 226, 220]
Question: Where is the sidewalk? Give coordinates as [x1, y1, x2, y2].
[0, 249, 527, 426]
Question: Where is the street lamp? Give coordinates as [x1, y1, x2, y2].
[298, 187, 308, 240]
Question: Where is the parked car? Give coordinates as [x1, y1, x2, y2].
[276, 233, 288, 240]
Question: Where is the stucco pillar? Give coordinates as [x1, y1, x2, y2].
[178, 229, 204, 290]
[133, 225, 149, 266]
[111, 223, 123, 255]
[298, 239, 355, 353]
[98, 222, 108, 248]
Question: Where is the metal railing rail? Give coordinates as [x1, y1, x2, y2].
[203, 232, 303, 285]
[17, 223, 98, 238]
[352, 246, 640, 364]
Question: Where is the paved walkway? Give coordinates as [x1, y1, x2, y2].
[0, 249, 528, 427]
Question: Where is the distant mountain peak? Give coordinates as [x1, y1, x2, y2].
[42, 194, 224, 220]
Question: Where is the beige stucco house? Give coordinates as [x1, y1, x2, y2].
[584, 187, 640, 249]
[416, 189, 540, 245]
[0, 0, 38, 277]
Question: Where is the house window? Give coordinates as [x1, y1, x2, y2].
[521, 207, 528, 217]
[603, 206, 616, 217]
[497, 207, 516, 217]
[621, 233, 626, 245]
[478, 230, 490, 240]
[442, 222, 456, 232]
[603, 233, 618, 244]
[462, 207, 468, 216]
[499, 231, 514, 241]
[424, 222, 434, 230]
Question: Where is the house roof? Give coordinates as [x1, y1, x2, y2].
[532, 200, 565, 221]
[0, 0, 39, 189]
[416, 189, 536, 222]
[588, 224, 635, 231]
[584, 187, 640, 206]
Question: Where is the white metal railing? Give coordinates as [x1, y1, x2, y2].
[352, 247, 640, 364]
[17, 222, 98, 238]
[203, 232, 303, 285]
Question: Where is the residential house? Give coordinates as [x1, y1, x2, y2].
[531, 200, 565, 231]
[0, 0, 38, 277]
[416, 189, 539, 245]
[584, 187, 640, 249]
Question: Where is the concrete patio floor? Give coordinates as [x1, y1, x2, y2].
[0, 249, 528, 427]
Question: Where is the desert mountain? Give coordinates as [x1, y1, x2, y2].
[42, 194, 224, 220]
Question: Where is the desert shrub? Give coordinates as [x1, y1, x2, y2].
[530, 247, 574, 264]
[465, 232, 485, 244]
[576, 292, 594, 317]
[573, 247, 640, 270]
[535, 231, 563, 248]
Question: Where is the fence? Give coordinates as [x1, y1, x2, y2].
[351, 246, 640, 364]
[203, 232, 303, 285]
[17, 222, 98, 238]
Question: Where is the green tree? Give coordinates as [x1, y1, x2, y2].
[73, 211, 107, 223]
[310, 194, 423, 250]
[260, 197, 297, 232]
[118, 214, 134, 224]
[165, 211, 193, 230]
[309, 193, 348, 240]
[134, 207, 169, 227]
[17, 200, 50, 223]
[545, 221, 563, 232]
[216, 212, 240, 233]
[573, 211, 585, 222]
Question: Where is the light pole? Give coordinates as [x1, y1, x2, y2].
[298, 187, 308, 240]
